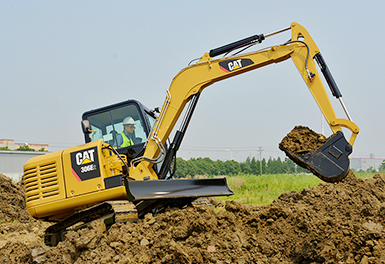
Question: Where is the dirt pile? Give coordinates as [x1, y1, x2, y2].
[279, 125, 330, 154]
[279, 126, 351, 183]
[0, 173, 33, 223]
[2, 171, 385, 263]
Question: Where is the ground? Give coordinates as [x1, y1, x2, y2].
[2, 170, 385, 264]
[1, 127, 385, 263]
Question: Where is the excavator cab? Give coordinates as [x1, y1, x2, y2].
[81, 100, 158, 161]
[80, 99, 233, 204]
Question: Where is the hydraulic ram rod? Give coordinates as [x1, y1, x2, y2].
[209, 34, 265, 57]
[208, 26, 291, 58]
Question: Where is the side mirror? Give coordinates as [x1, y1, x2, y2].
[81, 120, 92, 134]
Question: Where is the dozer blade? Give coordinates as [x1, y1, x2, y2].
[282, 131, 352, 182]
[124, 178, 233, 217]
[124, 178, 234, 201]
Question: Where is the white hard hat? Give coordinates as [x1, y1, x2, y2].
[123, 117, 135, 125]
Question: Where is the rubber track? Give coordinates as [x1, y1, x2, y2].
[45, 202, 112, 235]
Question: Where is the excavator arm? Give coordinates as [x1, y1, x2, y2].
[129, 22, 359, 182]
[289, 23, 359, 142]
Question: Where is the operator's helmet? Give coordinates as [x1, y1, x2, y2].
[123, 117, 135, 126]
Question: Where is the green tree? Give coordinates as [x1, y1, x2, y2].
[194, 157, 214, 175]
[379, 160, 385, 173]
[249, 157, 260, 175]
[282, 158, 296, 174]
[223, 160, 241, 175]
[266, 157, 279, 174]
[17, 145, 35, 151]
[261, 158, 267, 174]
[174, 155, 312, 177]
[174, 157, 187, 178]
[240, 162, 251, 174]
[366, 166, 377, 173]
[0, 146, 10, 150]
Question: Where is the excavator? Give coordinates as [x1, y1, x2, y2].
[23, 22, 359, 246]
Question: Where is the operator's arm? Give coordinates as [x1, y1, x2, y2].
[116, 134, 123, 147]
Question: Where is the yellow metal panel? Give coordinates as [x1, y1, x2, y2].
[62, 141, 105, 197]
[24, 140, 128, 220]
[33, 186, 127, 220]
[23, 150, 66, 218]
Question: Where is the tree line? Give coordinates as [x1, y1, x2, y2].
[0, 146, 47, 151]
[173, 156, 310, 178]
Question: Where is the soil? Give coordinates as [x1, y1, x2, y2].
[279, 126, 346, 182]
[2, 129, 385, 263]
[279, 125, 330, 154]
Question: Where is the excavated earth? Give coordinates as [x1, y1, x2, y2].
[279, 125, 330, 154]
[1, 127, 385, 263]
[279, 125, 348, 182]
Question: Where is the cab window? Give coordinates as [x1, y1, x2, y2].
[85, 104, 147, 148]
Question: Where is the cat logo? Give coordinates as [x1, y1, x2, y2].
[70, 146, 100, 181]
[219, 58, 254, 73]
[75, 149, 95, 165]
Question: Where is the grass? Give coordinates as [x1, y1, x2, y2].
[352, 170, 378, 180]
[217, 171, 378, 206]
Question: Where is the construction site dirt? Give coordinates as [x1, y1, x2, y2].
[2, 170, 385, 263]
[279, 125, 331, 154]
[1, 125, 385, 263]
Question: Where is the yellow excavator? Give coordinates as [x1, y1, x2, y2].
[23, 22, 359, 246]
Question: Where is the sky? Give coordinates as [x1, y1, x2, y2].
[1, 1, 385, 163]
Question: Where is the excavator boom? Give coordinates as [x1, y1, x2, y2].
[128, 22, 359, 183]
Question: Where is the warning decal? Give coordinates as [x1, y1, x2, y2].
[70, 146, 100, 181]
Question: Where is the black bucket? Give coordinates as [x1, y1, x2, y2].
[282, 131, 352, 182]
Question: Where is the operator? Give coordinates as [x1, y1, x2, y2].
[117, 116, 135, 147]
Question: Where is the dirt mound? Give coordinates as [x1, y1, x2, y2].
[2, 171, 385, 263]
[279, 125, 330, 153]
[0, 173, 33, 223]
[279, 126, 351, 183]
